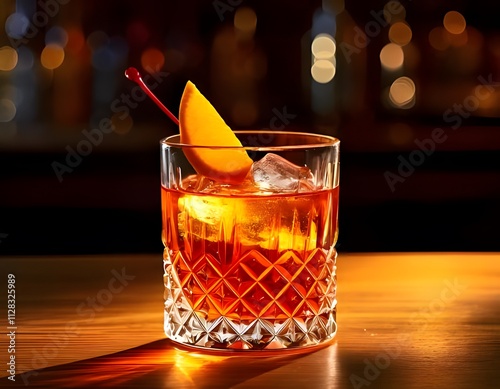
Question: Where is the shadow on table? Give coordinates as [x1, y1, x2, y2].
[22, 339, 321, 388]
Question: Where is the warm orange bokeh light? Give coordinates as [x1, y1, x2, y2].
[444, 11, 466, 35]
[389, 22, 412, 46]
[0, 46, 18, 71]
[41, 44, 65, 69]
[66, 27, 86, 54]
[389, 76, 416, 107]
[311, 59, 336, 83]
[380, 43, 404, 70]
[141, 47, 165, 71]
[111, 113, 133, 134]
[234, 7, 257, 35]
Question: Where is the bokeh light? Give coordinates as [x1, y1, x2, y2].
[389, 22, 412, 46]
[380, 43, 404, 70]
[0, 46, 18, 71]
[389, 76, 416, 108]
[109, 36, 129, 62]
[428, 27, 450, 51]
[141, 48, 165, 71]
[41, 44, 65, 70]
[444, 11, 466, 35]
[45, 26, 69, 47]
[92, 47, 117, 71]
[111, 113, 133, 135]
[429, 24, 470, 49]
[65, 27, 85, 54]
[5, 13, 29, 39]
[311, 34, 336, 83]
[312, 34, 336, 60]
[90, 36, 127, 72]
[0, 99, 17, 122]
[311, 60, 336, 83]
[126, 20, 150, 46]
[234, 7, 257, 35]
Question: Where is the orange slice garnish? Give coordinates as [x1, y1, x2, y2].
[179, 81, 253, 185]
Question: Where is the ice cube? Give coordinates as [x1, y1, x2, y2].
[182, 174, 215, 192]
[251, 153, 315, 193]
[182, 174, 260, 195]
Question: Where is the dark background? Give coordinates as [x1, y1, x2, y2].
[1, 0, 499, 255]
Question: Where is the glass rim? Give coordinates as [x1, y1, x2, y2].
[160, 130, 340, 151]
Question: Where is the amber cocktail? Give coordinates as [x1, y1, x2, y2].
[161, 131, 339, 353]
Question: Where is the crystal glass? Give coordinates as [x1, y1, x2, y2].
[161, 131, 340, 353]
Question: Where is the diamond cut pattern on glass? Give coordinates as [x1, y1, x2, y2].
[276, 285, 304, 317]
[259, 268, 289, 299]
[242, 320, 274, 346]
[229, 302, 256, 322]
[275, 251, 305, 281]
[164, 249, 338, 350]
[238, 250, 273, 281]
[277, 318, 306, 344]
[224, 266, 255, 297]
[192, 256, 222, 292]
[242, 283, 273, 317]
[207, 282, 239, 314]
[304, 249, 327, 277]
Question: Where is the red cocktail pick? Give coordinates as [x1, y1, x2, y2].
[124, 67, 179, 126]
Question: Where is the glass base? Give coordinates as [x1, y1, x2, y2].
[165, 332, 337, 356]
[163, 248, 337, 353]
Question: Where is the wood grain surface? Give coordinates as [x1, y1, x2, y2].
[1, 252, 499, 388]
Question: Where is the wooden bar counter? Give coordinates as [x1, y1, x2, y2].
[1, 252, 499, 388]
